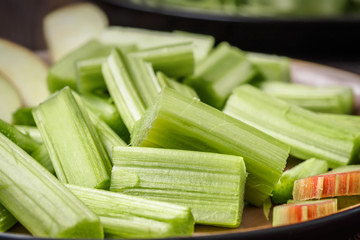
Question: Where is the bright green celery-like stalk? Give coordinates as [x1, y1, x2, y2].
[328, 164, 360, 173]
[48, 40, 112, 92]
[0, 119, 53, 173]
[82, 105, 127, 159]
[33, 87, 112, 189]
[223, 84, 360, 168]
[98, 26, 214, 64]
[67, 184, 194, 238]
[110, 146, 246, 227]
[0, 132, 103, 238]
[0, 118, 40, 154]
[81, 94, 130, 143]
[157, 72, 199, 99]
[184, 42, 257, 109]
[260, 82, 354, 114]
[320, 113, 360, 132]
[271, 158, 329, 204]
[126, 42, 194, 107]
[76, 57, 108, 95]
[15, 125, 43, 143]
[89, 113, 127, 159]
[0, 204, 17, 232]
[126, 58, 164, 108]
[102, 49, 145, 132]
[240, 0, 347, 16]
[30, 144, 54, 174]
[127, 42, 194, 78]
[71, 92, 127, 159]
[12, 107, 36, 126]
[247, 52, 290, 83]
[141, 0, 223, 11]
[47, 39, 135, 92]
[131, 88, 289, 207]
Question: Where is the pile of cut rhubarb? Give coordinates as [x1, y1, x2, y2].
[1, 2, 360, 238]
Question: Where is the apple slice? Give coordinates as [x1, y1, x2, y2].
[0, 38, 48, 106]
[0, 71, 23, 123]
[273, 199, 337, 227]
[293, 170, 360, 201]
[43, 2, 109, 63]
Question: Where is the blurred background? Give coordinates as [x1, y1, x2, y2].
[0, 0, 359, 73]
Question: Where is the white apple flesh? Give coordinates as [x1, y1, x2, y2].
[0, 71, 23, 123]
[43, 2, 109, 63]
[0, 38, 49, 107]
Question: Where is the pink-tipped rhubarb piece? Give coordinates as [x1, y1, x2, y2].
[293, 170, 360, 201]
[273, 199, 337, 227]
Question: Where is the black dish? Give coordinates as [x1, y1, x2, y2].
[1, 204, 360, 239]
[98, 0, 360, 68]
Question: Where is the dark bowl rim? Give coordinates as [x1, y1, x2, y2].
[1, 204, 360, 239]
[100, 0, 360, 24]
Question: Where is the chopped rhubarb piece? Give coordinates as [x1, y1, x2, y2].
[293, 171, 360, 201]
[273, 199, 337, 226]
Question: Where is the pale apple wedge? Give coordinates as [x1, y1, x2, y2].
[0, 71, 23, 123]
[293, 170, 360, 201]
[273, 199, 337, 227]
[43, 2, 108, 63]
[0, 38, 48, 106]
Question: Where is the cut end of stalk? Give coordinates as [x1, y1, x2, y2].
[131, 87, 288, 207]
[110, 146, 247, 227]
[33, 87, 111, 189]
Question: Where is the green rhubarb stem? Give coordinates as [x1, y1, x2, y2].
[320, 113, 360, 132]
[223, 84, 360, 168]
[184, 42, 256, 109]
[157, 72, 199, 99]
[12, 107, 36, 126]
[0, 204, 17, 233]
[81, 94, 130, 143]
[131, 87, 289, 207]
[67, 184, 194, 238]
[86, 108, 127, 159]
[33, 87, 112, 189]
[260, 82, 354, 114]
[110, 146, 247, 227]
[97, 26, 214, 64]
[0, 132, 103, 238]
[72, 91, 127, 160]
[247, 52, 290, 83]
[0, 119, 53, 173]
[102, 48, 145, 132]
[76, 57, 108, 95]
[126, 42, 194, 107]
[15, 125, 43, 143]
[47, 40, 135, 92]
[127, 42, 194, 78]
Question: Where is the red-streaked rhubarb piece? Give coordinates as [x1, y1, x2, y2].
[273, 199, 337, 227]
[293, 171, 360, 201]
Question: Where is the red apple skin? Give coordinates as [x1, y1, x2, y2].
[273, 199, 337, 227]
[293, 171, 360, 201]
